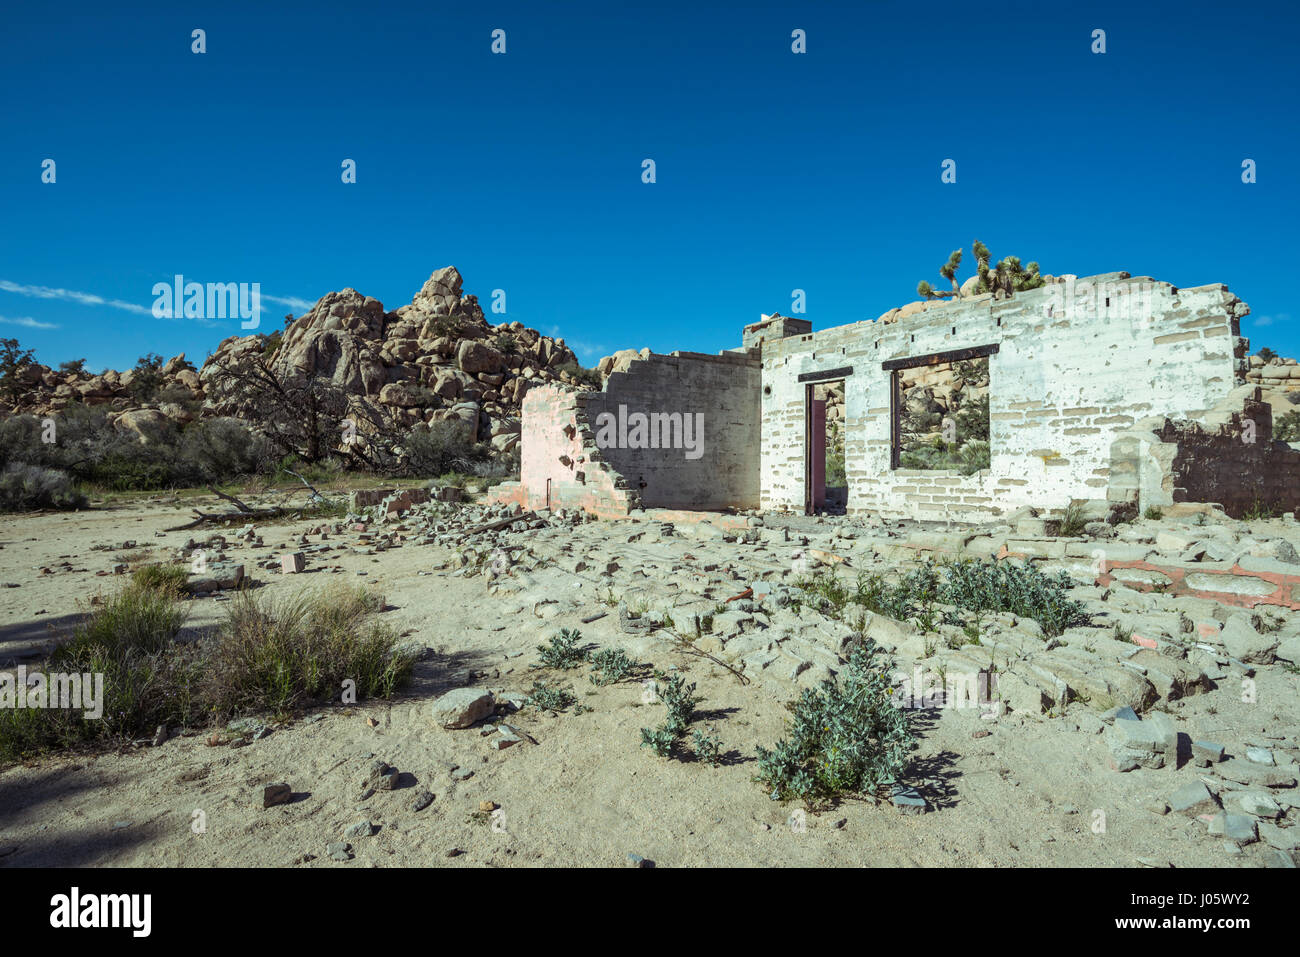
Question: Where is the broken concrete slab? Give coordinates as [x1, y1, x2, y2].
[431, 688, 496, 729]
[1106, 713, 1176, 771]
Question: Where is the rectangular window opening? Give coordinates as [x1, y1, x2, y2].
[888, 348, 992, 475]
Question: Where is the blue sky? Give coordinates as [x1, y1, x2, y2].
[1, 0, 1296, 372]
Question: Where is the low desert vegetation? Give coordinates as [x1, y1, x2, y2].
[755, 639, 915, 808]
[0, 398, 512, 512]
[639, 671, 705, 760]
[794, 557, 1088, 638]
[0, 578, 414, 763]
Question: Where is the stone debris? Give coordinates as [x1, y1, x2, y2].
[431, 688, 496, 729]
[262, 783, 292, 808]
[1191, 741, 1225, 767]
[1105, 713, 1176, 771]
[1208, 813, 1258, 846]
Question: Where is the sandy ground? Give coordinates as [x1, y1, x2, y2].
[0, 494, 1295, 868]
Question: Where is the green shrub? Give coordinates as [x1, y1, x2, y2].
[589, 647, 638, 686]
[692, 729, 723, 767]
[825, 450, 846, 488]
[527, 680, 575, 712]
[1275, 409, 1300, 443]
[755, 640, 914, 807]
[639, 671, 705, 760]
[0, 579, 195, 761]
[403, 420, 487, 478]
[938, 559, 1087, 638]
[1056, 502, 1088, 537]
[0, 580, 412, 763]
[1144, 505, 1164, 520]
[0, 463, 88, 511]
[200, 586, 411, 718]
[555, 361, 602, 390]
[536, 628, 589, 670]
[130, 564, 190, 593]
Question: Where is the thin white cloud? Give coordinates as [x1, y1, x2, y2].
[1, 279, 316, 323]
[262, 293, 316, 313]
[1252, 312, 1289, 328]
[0, 314, 60, 330]
[0, 279, 152, 316]
[569, 340, 608, 362]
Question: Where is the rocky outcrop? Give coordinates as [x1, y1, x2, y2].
[5, 267, 594, 460]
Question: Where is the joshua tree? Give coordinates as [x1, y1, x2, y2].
[918, 240, 1045, 301]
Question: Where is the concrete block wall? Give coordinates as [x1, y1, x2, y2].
[508, 350, 761, 516]
[1110, 386, 1300, 518]
[760, 274, 1250, 521]
[583, 350, 761, 511]
[512, 385, 638, 517]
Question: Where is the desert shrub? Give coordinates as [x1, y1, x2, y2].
[825, 450, 846, 488]
[493, 332, 517, 354]
[130, 564, 190, 593]
[656, 673, 699, 735]
[692, 729, 723, 767]
[0, 462, 88, 511]
[536, 628, 589, 670]
[938, 559, 1087, 637]
[1055, 502, 1088, 537]
[527, 680, 575, 711]
[640, 725, 676, 757]
[127, 353, 165, 402]
[403, 420, 486, 477]
[429, 313, 465, 339]
[589, 647, 638, 686]
[58, 358, 88, 376]
[201, 586, 412, 718]
[176, 417, 270, 482]
[0, 579, 197, 760]
[794, 570, 853, 616]
[0, 405, 271, 492]
[639, 671, 708, 760]
[0, 581, 412, 762]
[755, 639, 914, 807]
[1144, 505, 1164, 520]
[555, 361, 602, 390]
[0, 338, 37, 405]
[1275, 409, 1300, 443]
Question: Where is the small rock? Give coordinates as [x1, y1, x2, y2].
[327, 842, 353, 861]
[1258, 820, 1298, 851]
[411, 790, 435, 812]
[1105, 713, 1176, 771]
[1208, 812, 1258, 845]
[431, 688, 496, 729]
[1169, 781, 1217, 815]
[891, 784, 928, 815]
[344, 820, 375, 839]
[262, 783, 292, 808]
[1245, 747, 1275, 766]
[1191, 740, 1224, 767]
[1237, 791, 1282, 819]
[626, 853, 654, 868]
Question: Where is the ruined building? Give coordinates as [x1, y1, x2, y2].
[494, 273, 1300, 522]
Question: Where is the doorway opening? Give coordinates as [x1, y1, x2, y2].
[805, 378, 847, 514]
